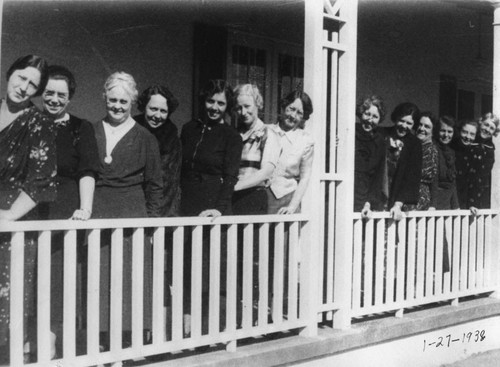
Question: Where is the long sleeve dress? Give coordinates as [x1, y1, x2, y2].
[416, 140, 439, 210]
[354, 123, 386, 212]
[92, 119, 163, 336]
[39, 114, 99, 219]
[135, 114, 182, 217]
[0, 103, 56, 345]
[381, 127, 423, 210]
[180, 119, 243, 216]
[452, 137, 495, 209]
[435, 142, 459, 210]
[36, 114, 99, 348]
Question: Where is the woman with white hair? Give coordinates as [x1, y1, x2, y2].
[92, 71, 162, 347]
[93, 71, 162, 218]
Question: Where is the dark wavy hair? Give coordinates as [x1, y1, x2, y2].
[6, 54, 49, 96]
[356, 95, 386, 123]
[390, 102, 420, 130]
[434, 115, 456, 140]
[418, 111, 437, 137]
[137, 85, 179, 115]
[457, 119, 479, 136]
[200, 79, 234, 113]
[280, 90, 314, 121]
[47, 65, 77, 99]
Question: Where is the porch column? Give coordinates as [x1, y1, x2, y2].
[491, 0, 500, 295]
[492, 1, 500, 209]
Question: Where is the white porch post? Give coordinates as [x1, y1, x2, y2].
[492, 1, 500, 209]
[490, 0, 500, 296]
[300, 0, 323, 337]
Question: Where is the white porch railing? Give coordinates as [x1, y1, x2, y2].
[1, 210, 499, 366]
[0, 215, 310, 366]
[350, 210, 500, 318]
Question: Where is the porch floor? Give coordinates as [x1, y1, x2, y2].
[142, 294, 500, 367]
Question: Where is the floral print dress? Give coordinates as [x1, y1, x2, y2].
[416, 140, 438, 210]
[0, 102, 56, 345]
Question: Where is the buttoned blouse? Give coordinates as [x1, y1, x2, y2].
[238, 118, 280, 185]
[268, 123, 314, 199]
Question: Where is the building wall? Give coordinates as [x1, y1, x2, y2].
[0, 0, 303, 129]
[356, 0, 494, 124]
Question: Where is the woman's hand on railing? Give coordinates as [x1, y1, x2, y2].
[278, 204, 298, 215]
[70, 208, 92, 221]
[390, 202, 404, 221]
[361, 202, 372, 219]
[470, 206, 479, 216]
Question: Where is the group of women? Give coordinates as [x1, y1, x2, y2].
[354, 95, 497, 220]
[0, 54, 314, 360]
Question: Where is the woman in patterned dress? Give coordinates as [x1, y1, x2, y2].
[414, 112, 439, 210]
[0, 55, 54, 361]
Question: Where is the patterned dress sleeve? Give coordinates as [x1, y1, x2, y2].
[429, 143, 439, 208]
[22, 113, 57, 203]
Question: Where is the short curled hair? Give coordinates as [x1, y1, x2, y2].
[391, 102, 420, 130]
[356, 95, 386, 122]
[479, 112, 500, 136]
[200, 79, 234, 113]
[419, 111, 437, 137]
[137, 85, 179, 115]
[457, 119, 479, 136]
[280, 90, 313, 121]
[103, 71, 138, 103]
[434, 115, 455, 140]
[233, 84, 264, 110]
[7, 54, 49, 97]
[47, 65, 77, 100]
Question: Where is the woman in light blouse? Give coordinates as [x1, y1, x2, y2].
[232, 84, 280, 215]
[267, 90, 314, 214]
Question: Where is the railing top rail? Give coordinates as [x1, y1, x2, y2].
[352, 209, 499, 220]
[0, 213, 310, 232]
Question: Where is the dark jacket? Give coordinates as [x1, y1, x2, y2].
[180, 119, 242, 215]
[354, 123, 386, 211]
[381, 127, 423, 208]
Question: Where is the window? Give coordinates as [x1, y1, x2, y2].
[227, 30, 303, 124]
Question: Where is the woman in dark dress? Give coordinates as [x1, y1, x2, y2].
[92, 71, 163, 345]
[41, 65, 99, 220]
[451, 119, 480, 210]
[0, 55, 54, 361]
[180, 79, 242, 334]
[40, 65, 100, 358]
[135, 85, 181, 217]
[180, 79, 242, 217]
[354, 95, 386, 218]
[381, 102, 422, 221]
[469, 112, 498, 212]
[434, 116, 459, 210]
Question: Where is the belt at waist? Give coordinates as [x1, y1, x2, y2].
[240, 160, 261, 169]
